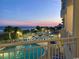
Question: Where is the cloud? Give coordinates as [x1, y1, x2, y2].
[0, 19, 61, 26]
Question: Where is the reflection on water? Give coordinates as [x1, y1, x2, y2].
[0, 44, 44, 59]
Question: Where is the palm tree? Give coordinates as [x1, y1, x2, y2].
[4, 26, 22, 40]
[56, 24, 63, 30]
[36, 26, 41, 31]
[13, 27, 21, 32]
[4, 26, 14, 40]
[13, 26, 22, 39]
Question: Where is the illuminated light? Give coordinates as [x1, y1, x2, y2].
[0, 54, 3, 56]
[49, 32, 51, 34]
[58, 33, 61, 38]
[17, 31, 20, 34]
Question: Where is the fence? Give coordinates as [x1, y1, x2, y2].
[0, 37, 78, 59]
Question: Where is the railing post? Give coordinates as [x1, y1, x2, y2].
[8, 52, 10, 59]
[24, 48, 26, 59]
[76, 38, 79, 58]
[48, 41, 51, 59]
[2, 53, 4, 59]
[36, 48, 38, 59]
[14, 50, 16, 59]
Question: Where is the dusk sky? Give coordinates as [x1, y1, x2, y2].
[0, 0, 61, 26]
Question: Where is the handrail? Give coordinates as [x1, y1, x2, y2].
[0, 37, 78, 48]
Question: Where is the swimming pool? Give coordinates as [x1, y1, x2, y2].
[0, 44, 45, 59]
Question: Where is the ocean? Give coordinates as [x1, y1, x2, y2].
[0, 26, 35, 32]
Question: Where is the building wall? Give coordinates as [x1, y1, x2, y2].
[66, 0, 73, 35]
[61, 0, 79, 58]
[61, 0, 73, 37]
[73, 0, 79, 57]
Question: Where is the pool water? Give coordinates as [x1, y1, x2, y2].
[0, 44, 44, 59]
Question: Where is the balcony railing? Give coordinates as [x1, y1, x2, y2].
[0, 37, 78, 59]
